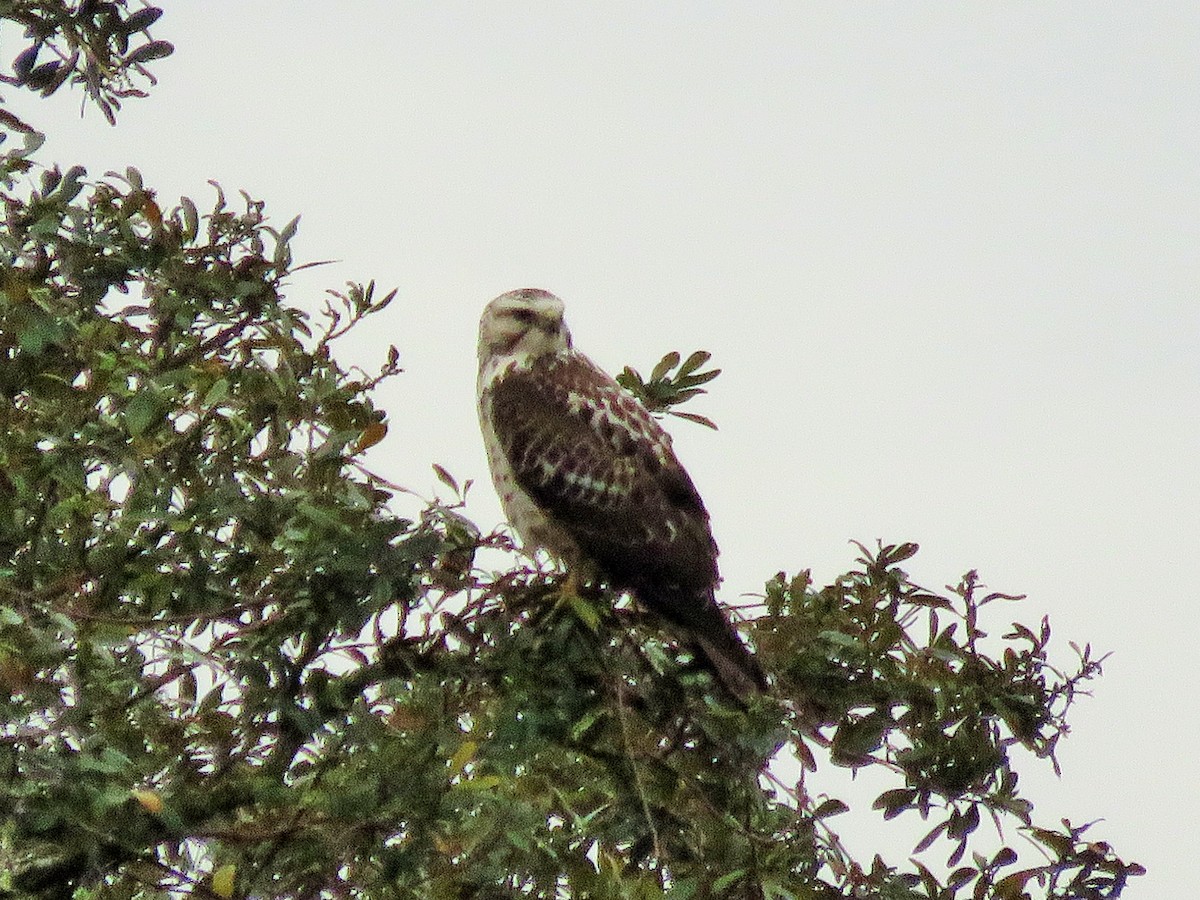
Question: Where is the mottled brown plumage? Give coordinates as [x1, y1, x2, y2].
[477, 289, 766, 699]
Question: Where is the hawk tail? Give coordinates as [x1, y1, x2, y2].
[643, 586, 768, 702]
[693, 627, 768, 702]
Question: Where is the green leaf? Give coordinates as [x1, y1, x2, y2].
[831, 713, 889, 765]
[669, 410, 718, 430]
[711, 870, 746, 892]
[180, 195, 199, 241]
[994, 868, 1039, 899]
[992, 846, 1018, 868]
[56, 164, 87, 202]
[914, 819, 949, 854]
[873, 788, 916, 820]
[457, 774, 502, 792]
[649, 351, 680, 382]
[676, 367, 721, 388]
[77, 748, 133, 775]
[277, 214, 300, 244]
[677, 349, 711, 376]
[818, 630, 863, 651]
[813, 798, 849, 819]
[567, 595, 600, 632]
[16, 308, 68, 353]
[448, 740, 477, 778]
[120, 7, 164, 34]
[211, 863, 236, 899]
[432, 463, 458, 494]
[948, 866, 976, 889]
[126, 40, 175, 64]
[203, 377, 230, 406]
[124, 390, 164, 437]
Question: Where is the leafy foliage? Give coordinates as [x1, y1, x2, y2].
[0, 0, 172, 127]
[755, 549, 1142, 899]
[618, 350, 722, 430]
[0, 4, 1144, 898]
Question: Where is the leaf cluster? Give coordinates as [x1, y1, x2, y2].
[1, 1, 171, 127]
[617, 350, 721, 430]
[752, 544, 1142, 898]
[0, 130, 425, 896]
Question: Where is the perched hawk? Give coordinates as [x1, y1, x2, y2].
[477, 288, 766, 699]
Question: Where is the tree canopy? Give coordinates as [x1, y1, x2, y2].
[0, 4, 1143, 898]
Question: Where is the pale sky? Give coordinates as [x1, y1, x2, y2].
[9, 3, 1197, 892]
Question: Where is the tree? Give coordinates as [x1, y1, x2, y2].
[0, 5, 1143, 898]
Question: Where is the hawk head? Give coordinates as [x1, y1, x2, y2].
[478, 288, 573, 364]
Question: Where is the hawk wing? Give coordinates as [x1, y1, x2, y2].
[486, 352, 716, 601]
[485, 351, 766, 697]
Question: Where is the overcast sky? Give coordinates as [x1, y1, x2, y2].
[8, 3, 1197, 892]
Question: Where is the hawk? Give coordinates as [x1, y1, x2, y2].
[477, 288, 766, 699]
